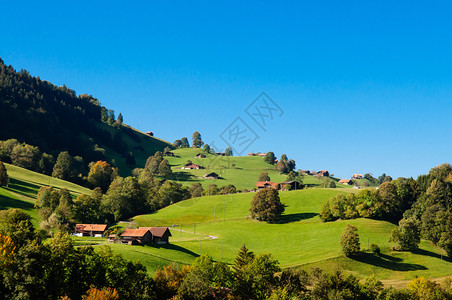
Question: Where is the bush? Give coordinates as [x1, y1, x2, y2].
[370, 244, 380, 254]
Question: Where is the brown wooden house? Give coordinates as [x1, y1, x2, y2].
[255, 181, 280, 190]
[139, 227, 172, 244]
[75, 224, 107, 237]
[204, 172, 219, 179]
[279, 180, 301, 191]
[120, 229, 152, 245]
[353, 174, 363, 179]
[317, 170, 329, 177]
[338, 179, 353, 185]
[182, 163, 203, 169]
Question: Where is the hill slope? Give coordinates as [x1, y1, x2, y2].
[0, 58, 170, 176]
[166, 148, 353, 190]
[0, 163, 92, 226]
[116, 189, 452, 279]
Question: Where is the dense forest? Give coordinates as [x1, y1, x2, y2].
[0, 58, 167, 173]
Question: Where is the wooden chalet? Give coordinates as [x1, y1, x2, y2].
[204, 172, 219, 179]
[195, 153, 206, 158]
[146, 131, 154, 136]
[339, 179, 353, 185]
[248, 152, 256, 156]
[317, 170, 329, 177]
[120, 229, 152, 245]
[164, 151, 176, 157]
[139, 227, 172, 244]
[353, 174, 363, 179]
[75, 224, 107, 237]
[279, 180, 301, 191]
[255, 181, 280, 190]
[256, 153, 267, 157]
[182, 163, 203, 169]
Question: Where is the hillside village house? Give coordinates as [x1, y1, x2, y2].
[353, 174, 363, 179]
[338, 179, 353, 185]
[204, 172, 219, 179]
[164, 151, 176, 157]
[182, 163, 203, 169]
[317, 170, 329, 177]
[139, 227, 172, 244]
[256, 181, 280, 190]
[280, 180, 301, 191]
[118, 227, 172, 245]
[75, 224, 107, 237]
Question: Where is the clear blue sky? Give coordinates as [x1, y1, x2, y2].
[2, 1, 452, 179]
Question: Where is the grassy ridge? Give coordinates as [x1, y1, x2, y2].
[166, 148, 352, 190]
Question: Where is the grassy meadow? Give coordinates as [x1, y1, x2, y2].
[165, 148, 354, 190]
[128, 189, 452, 279]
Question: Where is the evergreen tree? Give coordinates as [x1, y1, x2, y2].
[233, 244, 255, 271]
[180, 137, 190, 148]
[117, 113, 123, 124]
[158, 159, 172, 178]
[52, 151, 74, 181]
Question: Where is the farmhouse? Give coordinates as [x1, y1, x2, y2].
[146, 131, 154, 136]
[120, 229, 152, 245]
[248, 152, 255, 156]
[279, 180, 301, 191]
[256, 152, 267, 157]
[139, 227, 172, 244]
[195, 153, 206, 158]
[164, 151, 176, 157]
[74, 224, 107, 237]
[353, 174, 363, 179]
[256, 181, 280, 190]
[204, 172, 219, 179]
[317, 170, 329, 177]
[182, 163, 203, 169]
[338, 179, 353, 185]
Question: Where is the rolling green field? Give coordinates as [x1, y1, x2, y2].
[127, 189, 452, 280]
[0, 163, 92, 226]
[165, 148, 354, 190]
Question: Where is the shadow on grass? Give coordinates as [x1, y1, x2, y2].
[145, 243, 200, 258]
[352, 252, 427, 271]
[279, 212, 318, 223]
[171, 171, 197, 182]
[0, 192, 35, 211]
[6, 178, 41, 198]
[413, 248, 452, 263]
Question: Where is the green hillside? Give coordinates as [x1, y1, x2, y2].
[0, 163, 92, 226]
[165, 148, 351, 190]
[122, 189, 452, 279]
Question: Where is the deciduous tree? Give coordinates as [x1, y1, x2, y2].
[250, 188, 285, 223]
[340, 224, 360, 257]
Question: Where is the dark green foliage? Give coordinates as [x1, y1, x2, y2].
[390, 217, 421, 251]
[181, 137, 190, 148]
[173, 139, 182, 148]
[73, 189, 104, 224]
[52, 151, 76, 181]
[87, 160, 117, 192]
[0, 209, 35, 246]
[264, 152, 276, 165]
[370, 244, 381, 254]
[275, 154, 296, 174]
[0, 161, 8, 186]
[158, 159, 172, 178]
[202, 143, 210, 153]
[189, 183, 204, 198]
[341, 224, 360, 257]
[192, 131, 203, 148]
[250, 188, 285, 223]
[329, 181, 336, 188]
[225, 146, 233, 156]
[258, 171, 270, 182]
[36, 186, 75, 232]
[102, 176, 148, 221]
[220, 184, 237, 195]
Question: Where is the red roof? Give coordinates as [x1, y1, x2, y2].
[255, 181, 279, 189]
[139, 227, 172, 237]
[121, 229, 150, 238]
[75, 224, 107, 232]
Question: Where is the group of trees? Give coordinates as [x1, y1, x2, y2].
[320, 178, 419, 223]
[262, 152, 296, 175]
[321, 163, 452, 256]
